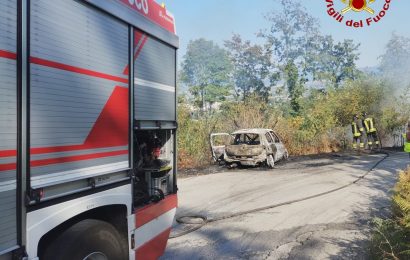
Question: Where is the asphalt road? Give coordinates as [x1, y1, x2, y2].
[162, 152, 410, 260]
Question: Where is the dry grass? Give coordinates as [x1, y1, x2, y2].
[393, 167, 410, 227]
[370, 167, 410, 260]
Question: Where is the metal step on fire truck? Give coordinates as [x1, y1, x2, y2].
[0, 0, 178, 259]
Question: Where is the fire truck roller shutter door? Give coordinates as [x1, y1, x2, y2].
[29, 0, 130, 184]
[134, 30, 176, 122]
[0, 0, 18, 253]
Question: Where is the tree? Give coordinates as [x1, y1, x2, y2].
[260, 0, 361, 111]
[284, 60, 304, 114]
[312, 36, 361, 87]
[180, 39, 233, 112]
[379, 33, 410, 88]
[259, 0, 320, 113]
[224, 34, 272, 101]
[260, 0, 320, 63]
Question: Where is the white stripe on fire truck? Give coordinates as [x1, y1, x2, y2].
[0, 180, 16, 193]
[134, 208, 176, 249]
[30, 161, 129, 188]
[134, 78, 175, 93]
[134, 35, 147, 56]
[29, 146, 128, 161]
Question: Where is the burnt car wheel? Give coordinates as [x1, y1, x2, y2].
[266, 154, 275, 168]
[284, 151, 289, 160]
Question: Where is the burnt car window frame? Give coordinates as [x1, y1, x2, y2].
[265, 132, 274, 143]
[233, 133, 261, 145]
[270, 131, 280, 143]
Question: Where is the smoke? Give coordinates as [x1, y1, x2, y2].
[379, 33, 410, 93]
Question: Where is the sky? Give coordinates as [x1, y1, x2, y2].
[162, 0, 410, 68]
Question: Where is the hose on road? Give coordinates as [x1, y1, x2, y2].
[169, 151, 390, 239]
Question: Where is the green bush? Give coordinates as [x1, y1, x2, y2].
[370, 218, 410, 260]
[370, 168, 410, 260]
[394, 168, 410, 228]
[177, 104, 217, 168]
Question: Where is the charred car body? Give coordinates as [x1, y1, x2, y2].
[211, 129, 288, 168]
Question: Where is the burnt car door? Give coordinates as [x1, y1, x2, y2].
[270, 131, 286, 161]
[210, 133, 232, 162]
[265, 132, 277, 156]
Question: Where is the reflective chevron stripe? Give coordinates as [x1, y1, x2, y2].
[133, 194, 177, 260]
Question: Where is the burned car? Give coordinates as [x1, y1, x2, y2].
[211, 129, 288, 168]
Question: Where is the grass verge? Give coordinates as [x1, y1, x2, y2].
[370, 167, 410, 260]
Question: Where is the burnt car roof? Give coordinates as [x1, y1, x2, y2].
[231, 128, 274, 135]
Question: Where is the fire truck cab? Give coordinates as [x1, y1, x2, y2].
[0, 0, 178, 259]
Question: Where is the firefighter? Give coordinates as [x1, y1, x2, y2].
[404, 122, 410, 159]
[362, 112, 380, 150]
[351, 114, 365, 150]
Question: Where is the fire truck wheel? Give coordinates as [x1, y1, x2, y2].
[42, 219, 127, 260]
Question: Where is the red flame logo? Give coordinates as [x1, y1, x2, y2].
[341, 0, 375, 14]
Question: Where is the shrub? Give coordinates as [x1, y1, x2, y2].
[370, 167, 410, 260]
[177, 104, 217, 168]
[393, 167, 410, 228]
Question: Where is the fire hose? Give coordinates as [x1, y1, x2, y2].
[169, 151, 390, 239]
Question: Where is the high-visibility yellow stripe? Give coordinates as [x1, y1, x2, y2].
[365, 118, 377, 133]
[352, 122, 361, 137]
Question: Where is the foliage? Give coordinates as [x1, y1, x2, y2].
[325, 79, 385, 126]
[177, 77, 407, 169]
[370, 168, 410, 260]
[370, 218, 410, 260]
[284, 60, 304, 114]
[393, 168, 410, 228]
[312, 36, 361, 87]
[260, 0, 319, 65]
[379, 106, 408, 139]
[180, 39, 233, 111]
[397, 84, 410, 123]
[177, 104, 220, 168]
[259, 0, 319, 113]
[224, 34, 272, 101]
[380, 33, 410, 88]
[219, 95, 281, 130]
[258, 0, 360, 112]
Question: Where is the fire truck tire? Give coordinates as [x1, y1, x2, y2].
[42, 219, 127, 260]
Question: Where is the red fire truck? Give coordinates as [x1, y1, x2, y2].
[0, 0, 178, 259]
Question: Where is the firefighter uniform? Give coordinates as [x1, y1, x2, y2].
[351, 116, 364, 150]
[363, 115, 380, 149]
